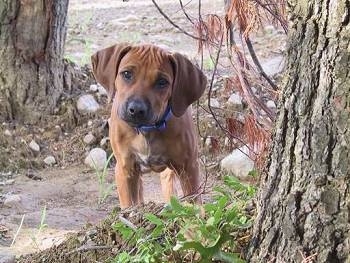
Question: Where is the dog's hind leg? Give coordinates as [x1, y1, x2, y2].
[160, 168, 177, 202]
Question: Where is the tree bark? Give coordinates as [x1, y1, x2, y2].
[247, 0, 350, 262]
[0, 0, 69, 123]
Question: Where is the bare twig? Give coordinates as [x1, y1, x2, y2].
[179, 0, 195, 24]
[206, 33, 256, 157]
[10, 214, 25, 247]
[245, 37, 279, 91]
[119, 215, 138, 231]
[151, 0, 205, 41]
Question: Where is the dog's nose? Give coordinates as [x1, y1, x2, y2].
[127, 100, 148, 119]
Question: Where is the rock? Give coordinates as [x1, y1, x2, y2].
[0, 253, 15, 263]
[4, 194, 21, 207]
[267, 100, 276, 108]
[261, 56, 284, 76]
[89, 84, 98, 92]
[227, 93, 243, 108]
[77, 94, 100, 114]
[100, 137, 109, 147]
[87, 120, 93, 126]
[4, 129, 12, 137]
[220, 147, 254, 179]
[209, 98, 220, 108]
[29, 140, 40, 152]
[97, 84, 108, 96]
[84, 148, 107, 171]
[44, 155, 56, 166]
[83, 133, 96, 145]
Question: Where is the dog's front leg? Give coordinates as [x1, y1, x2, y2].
[115, 159, 143, 209]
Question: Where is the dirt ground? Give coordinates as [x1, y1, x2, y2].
[0, 0, 285, 260]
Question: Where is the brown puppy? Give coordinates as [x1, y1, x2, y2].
[91, 43, 207, 208]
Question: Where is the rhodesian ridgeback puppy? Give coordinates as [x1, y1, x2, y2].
[91, 43, 207, 208]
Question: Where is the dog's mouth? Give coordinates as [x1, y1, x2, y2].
[118, 108, 156, 127]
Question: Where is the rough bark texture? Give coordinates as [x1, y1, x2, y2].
[247, 0, 350, 262]
[0, 0, 69, 123]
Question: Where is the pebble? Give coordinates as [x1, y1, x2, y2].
[84, 148, 107, 171]
[227, 93, 243, 108]
[83, 133, 96, 145]
[100, 137, 109, 147]
[4, 129, 12, 137]
[29, 140, 40, 152]
[44, 155, 56, 166]
[220, 147, 254, 179]
[4, 194, 21, 207]
[209, 98, 220, 108]
[267, 100, 276, 108]
[77, 94, 100, 114]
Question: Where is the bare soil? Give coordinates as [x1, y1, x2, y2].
[0, 0, 285, 260]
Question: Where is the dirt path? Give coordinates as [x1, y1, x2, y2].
[0, 166, 167, 256]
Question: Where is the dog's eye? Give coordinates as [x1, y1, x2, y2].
[121, 70, 133, 81]
[155, 78, 169, 89]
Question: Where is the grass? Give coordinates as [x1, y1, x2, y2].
[93, 153, 115, 204]
[30, 206, 48, 249]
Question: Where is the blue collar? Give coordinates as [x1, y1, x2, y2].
[135, 105, 172, 133]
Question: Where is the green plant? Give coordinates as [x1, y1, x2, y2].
[112, 175, 256, 262]
[30, 206, 48, 249]
[94, 153, 114, 204]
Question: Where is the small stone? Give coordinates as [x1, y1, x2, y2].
[220, 147, 254, 179]
[83, 133, 96, 145]
[261, 56, 284, 76]
[100, 137, 109, 147]
[84, 148, 107, 171]
[89, 84, 98, 92]
[44, 155, 56, 166]
[267, 100, 276, 108]
[4, 194, 21, 207]
[209, 98, 220, 108]
[77, 94, 100, 114]
[97, 84, 108, 96]
[205, 137, 212, 147]
[4, 129, 12, 137]
[87, 120, 93, 126]
[227, 93, 243, 108]
[29, 140, 40, 152]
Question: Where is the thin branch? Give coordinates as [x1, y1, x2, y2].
[10, 214, 25, 247]
[119, 215, 138, 231]
[206, 33, 256, 157]
[245, 37, 279, 91]
[179, 0, 195, 24]
[151, 0, 205, 41]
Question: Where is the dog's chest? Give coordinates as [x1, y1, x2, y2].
[131, 134, 168, 173]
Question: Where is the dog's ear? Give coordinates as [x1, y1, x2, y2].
[91, 43, 132, 99]
[170, 53, 207, 117]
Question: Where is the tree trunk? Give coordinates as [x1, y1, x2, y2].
[0, 0, 69, 123]
[247, 0, 349, 262]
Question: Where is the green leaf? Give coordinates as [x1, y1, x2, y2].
[145, 213, 163, 226]
[170, 196, 184, 213]
[213, 250, 245, 263]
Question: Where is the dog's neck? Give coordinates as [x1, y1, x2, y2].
[134, 105, 172, 134]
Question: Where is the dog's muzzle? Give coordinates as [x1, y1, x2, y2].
[121, 98, 152, 126]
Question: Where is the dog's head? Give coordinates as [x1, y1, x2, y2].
[91, 43, 207, 126]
